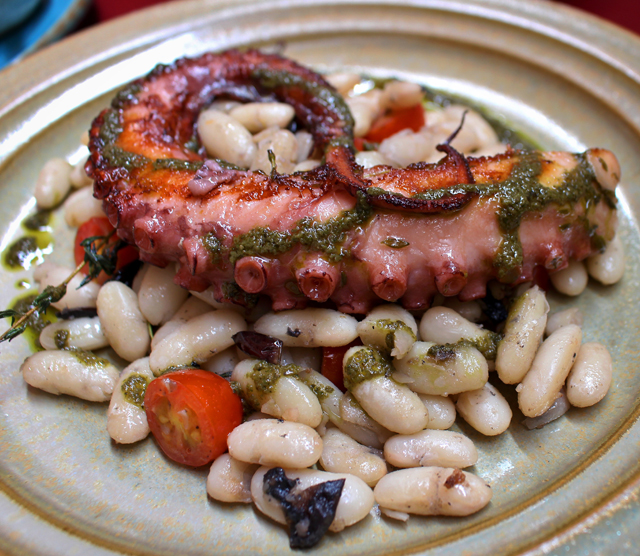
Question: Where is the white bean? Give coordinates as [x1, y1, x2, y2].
[228, 419, 322, 468]
[33, 261, 56, 283]
[426, 105, 498, 154]
[292, 160, 321, 172]
[325, 72, 361, 95]
[419, 394, 456, 430]
[471, 142, 508, 157]
[282, 347, 322, 372]
[201, 346, 240, 375]
[419, 307, 499, 360]
[566, 342, 613, 408]
[150, 296, 212, 349]
[188, 287, 246, 314]
[207, 99, 241, 113]
[393, 341, 488, 396]
[107, 357, 153, 444]
[229, 102, 295, 133]
[197, 109, 256, 168]
[545, 307, 583, 337]
[232, 359, 323, 427]
[69, 158, 93, 189]
[517, 324, 582, 418]
[374, 467, 492, 516]
[40, 316, 108, 351]
[384, 430, 477, 469]
[63, 186, 105, 227]
[37, 265, 100, 310]
[295, 130, 314, 163]
[442, 298, 482, 323]
[298, 368, 342, 425]
[206, 454, 257, 503]
[550, 260, 588, 296]
[379, 129, 435, 167]
[251, 128, 298, 174]
[132, 264, 148, 294]
[496, 285, 549, 384]
[150, 310, 245, 374]
[586, 235, 625, 285]
[356, 304, 417, 359]
[97, 281, 150, 362]
[338, 392, 393, 449]
[380, 80, 423, 110]
[355, 150, 394, 169]
[344, 346, 428, 434]
[251, 466, 374, 532]
[254, 309, 358, 347]
[137, 264, 189, 326]
[21, 349, 119, 402]
[455, 383, 512, 436]
[34, 158, 72, 209]
[380, 508, 410, 521]
[346, 90, 382, 137]
[320, 428, 387, 487]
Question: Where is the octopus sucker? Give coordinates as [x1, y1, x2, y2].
[87, 49, 620, 313]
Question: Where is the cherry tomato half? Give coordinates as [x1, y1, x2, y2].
[364, 103, 425, 143]
[74, 216, 138, 284]
[144, 369, 243, 467]
[321, 339, 362, 393]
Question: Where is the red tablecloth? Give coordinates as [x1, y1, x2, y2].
[83, 0, 640, 37]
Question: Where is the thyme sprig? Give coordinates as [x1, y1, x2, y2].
[0, 231, 121, 344]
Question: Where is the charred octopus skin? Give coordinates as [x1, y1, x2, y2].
[87, 49, 620, 314]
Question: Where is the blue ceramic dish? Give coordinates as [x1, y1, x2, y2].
[0, 0, 89, 69]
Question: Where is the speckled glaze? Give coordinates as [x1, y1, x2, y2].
[0, 1, 639, 554]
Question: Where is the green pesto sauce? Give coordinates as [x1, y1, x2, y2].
[221, 281, 259, 308]
[426, 342, 465, 363]
[427, 336, 501, 362]
[111, 82, 143, 109]
[152, 158, 203, 172]
[249, 361, 302, 393]
[306, 381, 334, 401]
[208, 191, 372, 265]
[3, 233, 53, 271]
[102, 144, 149, 171]
[251, 68, 354, 132]
[470, 331, 501, 361]
[246, 361, 303, 407]
[121, 373, 150, 409]
[69, 348, 109, 369]
[381, 237, 409, 249]
[203, 234, 223, 264]
[54, 329, 69, 349]
[374, 319, 417, 352]
[343, 347, 391, 390]
[22, 210, 51, 232]
[7, 292, 57, 351]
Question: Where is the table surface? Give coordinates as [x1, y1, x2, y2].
[82, 0, 640, 36]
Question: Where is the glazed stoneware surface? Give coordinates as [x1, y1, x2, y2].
[0, 1, 639, 554]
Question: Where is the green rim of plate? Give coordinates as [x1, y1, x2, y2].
[1, 1, 640, 555]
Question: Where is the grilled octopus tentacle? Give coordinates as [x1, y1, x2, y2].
[87, 49, 620, 313]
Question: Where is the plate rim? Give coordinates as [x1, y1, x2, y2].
[1, 1, 640, 555]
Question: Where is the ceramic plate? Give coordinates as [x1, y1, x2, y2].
[0, 0, 90, 70]
[1, 1, 639, 554]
